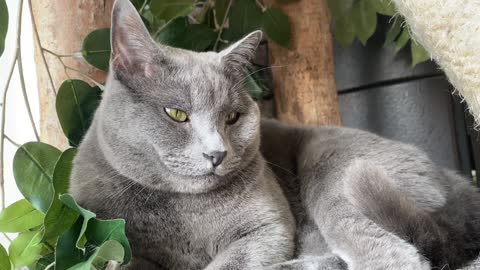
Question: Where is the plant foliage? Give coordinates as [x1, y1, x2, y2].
[327, 0, 430, 66]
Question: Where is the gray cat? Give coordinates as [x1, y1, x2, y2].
[69, 0, 480, 269]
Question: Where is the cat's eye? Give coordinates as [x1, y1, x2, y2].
[226, 112, 240, 125]
[164, 108, 188, 122]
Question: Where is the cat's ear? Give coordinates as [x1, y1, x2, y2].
[219, 31, 262, 72]
[110, 0, 158, 78]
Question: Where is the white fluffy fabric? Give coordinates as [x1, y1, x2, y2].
[391, 0, 480, 126]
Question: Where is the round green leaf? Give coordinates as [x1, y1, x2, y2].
[56, 80, 102, 147]
[0, 199, 45, 233]
[0, 244, 11, 270]
[44, 149, 80, 241]
[263, 8, 291, 48]
[13, 142, 61, 213]
[9, 231, 44, 269]
[223, 0, 263, 43]
[371, 0, 396, 16]
[156, 17, 216, 51]
[0, 0, 7, 57]
[150, 0, 194, 22]
[69, 240, 124, 270]
[82, 28, 111, 71]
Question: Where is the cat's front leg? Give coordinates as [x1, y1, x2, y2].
[204, 223, 294, 270]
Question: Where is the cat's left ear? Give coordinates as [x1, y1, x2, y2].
[219, 31, 262, 72]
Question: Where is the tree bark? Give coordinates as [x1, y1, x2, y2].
[31, 0, 114, 149]
[264, 0, 341, 126]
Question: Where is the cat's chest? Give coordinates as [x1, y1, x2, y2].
[124, 198, 239, 269]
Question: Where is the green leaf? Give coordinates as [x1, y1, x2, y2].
[263, 8, 291, 48]
[223, 0, 263, 43]
[334, 16, 355, 47]
[352, 1, 377, 45]
[411, 41, 430, 67]
[56, 80, 102, 147]
[214, 0, 230, 26]
[86, 219, 132, 264]
[326, 0, 354, 18]
[383, 17, 403, 47]
[0, 199, 45, 233]
[9, 231, 44, 268]
[156, 17, 216, 51]
[13, 142, 61, 213]
[395, 28, 410, 52]
[82, 28, 111, 72]
[130, 0, 148, 10]
[55, 219, 85, 270]
[0, 244, 11, 270]
[150, 0, 194, 22]
[69, 240, 124, 270]
[371, 0, 396, 16]
[32, 254, 54, 270]
[44, 149, 80, 241]
[0, 0, 7, 57]
[59, 194, 96, 248]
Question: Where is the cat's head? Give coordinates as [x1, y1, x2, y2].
[96, 0, 263, 193]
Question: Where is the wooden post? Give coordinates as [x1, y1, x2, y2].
[30, 0, 114, 149]
[264, 0, 341, 126]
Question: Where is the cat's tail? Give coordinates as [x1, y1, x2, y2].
[344, 161, 480, 270]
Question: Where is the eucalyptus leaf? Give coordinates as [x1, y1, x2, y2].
[263, 8, 291, 48]
[44, 149, 80, 241]
[0, 0, 7, 57]
[156, 17, 216, 51]
[150, 0, 194, 22]
[223, 0, 262, 43]
[0, 244, 11, 270]
[55, 219, 85, 270]
[352, 0, 377, 45]
[13, 142, 61, 213]
[411, 41, 430, 67]
[9, 230, 44, 269]
[56, 80, 102, 147]
[59, 194, 96, 248]
[82, 28, 111, 71]
[86, 218, 132, 264]
[395, 28, 410, 52]
[0, 199, 44, 233]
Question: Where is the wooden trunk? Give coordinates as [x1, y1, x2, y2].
[264, 0, 341, 126]
[30, 0, 114, 149]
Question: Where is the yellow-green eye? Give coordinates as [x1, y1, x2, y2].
[226, 112, 240, 125]
[164, 108, 188, 122]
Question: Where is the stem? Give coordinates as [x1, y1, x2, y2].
[27, 0, 57, 95]
[42, 47, 78, 58]
[0, 0, 23, 213]
[17, 16, 40, 141]
[213, 0, 234, 51]
[44, 262, 55, 270]
[64, 65, 104, 87]
[4, 135, 20, 148]
[139, 0, 148, 13]
[255, 0, 267, 12]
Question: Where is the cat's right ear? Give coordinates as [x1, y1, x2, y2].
[110, 0, 158, 79]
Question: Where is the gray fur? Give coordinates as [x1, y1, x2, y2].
[260, 119, 480, 270]
[70, 0, 293, 269]
[70, 0, 480, 269]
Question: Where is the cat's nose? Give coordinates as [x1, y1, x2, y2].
[203, 151, 227, 167]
